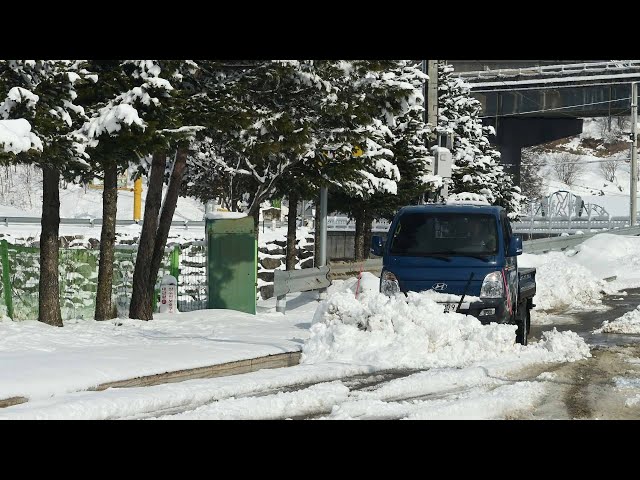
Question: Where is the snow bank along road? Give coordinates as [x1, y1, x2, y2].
[4, 232, 640, 420]
[4, 288, 640, 420]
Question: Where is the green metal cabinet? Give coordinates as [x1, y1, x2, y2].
[206, 216, 256, 314]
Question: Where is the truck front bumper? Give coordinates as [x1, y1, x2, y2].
[454, 298, 511, 324]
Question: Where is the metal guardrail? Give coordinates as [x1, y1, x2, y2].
[522, 225, 640, 254]
[329, 258, 383, 275]
[273, 266, 331, 313]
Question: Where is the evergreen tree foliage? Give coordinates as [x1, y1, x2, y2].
[0, 60, 94, 326]
[437, 62, 525, 218]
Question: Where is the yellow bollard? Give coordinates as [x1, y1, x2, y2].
[133, 178, 142, 221]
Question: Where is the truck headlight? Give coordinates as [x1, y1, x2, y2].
[480, 271, 504, 298]
[381, 270, 400, 296]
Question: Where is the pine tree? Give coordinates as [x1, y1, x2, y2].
[437, 62, 525, 218]
[327, 60, 439, 259]
[123, 60, 206, 321]
[0, 60, 93, 326]
[183, 61, 409, 240]
[76, 60, 151, 321]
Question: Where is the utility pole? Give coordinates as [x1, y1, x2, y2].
[318, 186, 328, 300]
[422, 60, 428, 124]
[423, 60, 440, 204]
[631, 82, 638, 226]
[427, 60, 439, 130]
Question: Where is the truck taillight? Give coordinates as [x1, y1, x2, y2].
[480, 271, 504, 298]
[381, 270, 400, 296]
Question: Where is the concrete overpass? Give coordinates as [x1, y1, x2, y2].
[446, 61, 640, 185]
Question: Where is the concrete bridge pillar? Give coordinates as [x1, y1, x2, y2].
[483, 117, 583, 186]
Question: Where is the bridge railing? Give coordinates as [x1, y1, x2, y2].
[455, 60, 640, 80]
[512, 215, 633, 235]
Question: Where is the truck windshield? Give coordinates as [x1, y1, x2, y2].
[389, 212, 498, 256]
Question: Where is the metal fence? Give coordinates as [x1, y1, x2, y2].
[0, 240, 207, 321]
[173, 241, 207, 312]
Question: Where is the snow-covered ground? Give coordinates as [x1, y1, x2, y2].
[2, 230, 640, 419]
[0, 292, 318, 401]
[0, 168, 207, 221]
[0, 274, 590, 420]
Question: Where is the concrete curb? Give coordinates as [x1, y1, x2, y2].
[0, 350, 302, 409]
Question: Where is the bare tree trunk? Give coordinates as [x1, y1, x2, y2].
[363, 210, 373, 261]
[354, 208, 366, 261]
[39, 165, 63, 327]
[95, 162, 118, 321]
[249, 206, 260, 246]
[149, 147, 188, 294]
[286, 192, 299, 270]
[129, 151, 166, 320]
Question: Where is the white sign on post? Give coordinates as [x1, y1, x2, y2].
[159, 274, 178, 314]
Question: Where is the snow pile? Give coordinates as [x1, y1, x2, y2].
[329, 272, 380, 297]
[570, 234, 640, 291]
[594, 305, 640, 334]
[518, 233, 640, 314]
[303, 289, 590, 369]
[519, 251, 612, 311]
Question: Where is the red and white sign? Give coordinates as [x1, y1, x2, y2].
[159, 275, 178, 314]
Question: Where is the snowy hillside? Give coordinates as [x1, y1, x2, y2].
[0, 166, 207, 221]
[525, 117, 634, 217]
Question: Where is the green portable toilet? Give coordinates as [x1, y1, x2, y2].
[206, 215, 257, 314]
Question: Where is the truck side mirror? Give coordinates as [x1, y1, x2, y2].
[371, 235, 384, 256]
[507, 234, 523, 256]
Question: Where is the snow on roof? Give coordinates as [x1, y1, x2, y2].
[445, 192, 490, 206]
[205, 211, 248, 220]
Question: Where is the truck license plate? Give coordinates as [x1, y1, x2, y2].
[443, 303, 457, 313]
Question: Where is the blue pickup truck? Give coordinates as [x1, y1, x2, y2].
[371, 204, 536, 345]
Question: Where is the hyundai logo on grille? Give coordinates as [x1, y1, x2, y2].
[432, 283, 447, 291]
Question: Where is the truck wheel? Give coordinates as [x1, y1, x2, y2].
[515, 303, 528, 346]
